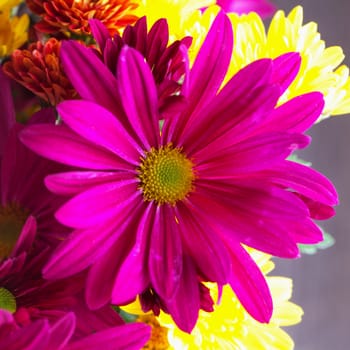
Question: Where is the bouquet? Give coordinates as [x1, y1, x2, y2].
[0, 0, 348, 348]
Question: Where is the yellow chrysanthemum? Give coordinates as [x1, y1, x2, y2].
[0, 4, 29, 58]
[124, 251, 303, 350]
[139, 3, 350, 119]
[227, 6, 350, 118]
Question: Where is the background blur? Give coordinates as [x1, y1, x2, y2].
[270, 0, 350, 349]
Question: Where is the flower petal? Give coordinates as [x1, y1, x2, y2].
[60, 40, 123, 117]
[192, 191, 300, 258]
[43, 225, 116, 279]
[148, 205, 183, 300]
[55, 180, 140, 228]
[186, 11, 232, 119]
[259, 92, 325, 134]
[58, 100, 142, 163]
[271, 52, 301, 95]
[167, 12, 233, 144]
[67, 323, 151, 350]
[260, 160, 338, 206]
[45, 171, 129, 196]
[195, 132, 310, 176]
[93, 203, 152, 306]
[118, 46, 160, 149]
[175, 201, 231, 284]
[165, 255, 200, 333]
[20, 124, 128, 170]
[227, 242, 273, 323]
[48, 313, 76, 350]
[0, 69, 15, 155]
[89, 19, 110, 52]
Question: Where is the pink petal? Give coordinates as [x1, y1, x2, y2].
[88, 202, 151, 308]
[167, 12, 233, 144]
[271, 52, 301, 95]
[58, 100, 142, 163]
[118, 47, 160, 149]
[43, 224, 118, 279]
[48, 313, 76, 350]
[111, 203, 154, 305]
[46, 171, 129, 196]
[55, 179, 140, 228]
[89, 19, 110, 52]
[186, 12, 232, 119]
[148, 205, 183, 300]
[20, 124, 128, 170]
[191, 190, 300, 258]
[227, 241, 273, 323]
[259, 92, 325, 134]
[260, 160, 338, 206]
[0, 319, 50, 350]
[195, 132, 310, 176]
[60, 41, 124, 117]
[180, 59, 276, 152]
[175, 201, 231, 284]
[0, 69, 15, 155]
[165, 255, 200, 333]
[67, 323, 151, 350]
[11, 216, 37, 256]
[219, 0, 276, 17]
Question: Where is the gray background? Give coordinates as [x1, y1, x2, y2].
[270, 0, 350, 349]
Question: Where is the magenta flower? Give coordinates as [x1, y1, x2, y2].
[0, 309, 150, 350]
[20, 13, 337, 332]
[89, 17, 191, 119]
[217, 0, 276, 17]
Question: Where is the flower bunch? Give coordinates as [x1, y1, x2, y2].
[0, 0, 347, 349]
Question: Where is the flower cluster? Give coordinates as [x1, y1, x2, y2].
[0, 0, 346, 349]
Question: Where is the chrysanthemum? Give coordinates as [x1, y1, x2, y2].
[0, 303, 150, 350]
[0, 9, 29, 58]
[21, 13, 337, 332]
[143, 5, 350, 119]
[3, 38, 78, 106]
[227, 6, 350, 118]
[26, 0, 139, 35]
[90, 17, 191, 119]
[134, 252, 302, 350]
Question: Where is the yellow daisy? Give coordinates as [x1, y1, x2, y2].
[228, 6, 350, 119]
[0, 1, 29, 58]
[138, 3, 350, 119]
[124, 252, 303, 350]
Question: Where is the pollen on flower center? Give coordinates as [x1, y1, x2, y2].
[0, 203, 28, 259]
[137, 314, 169, 350]
[0, 287, 16, 313]
[138, 144, 194, 205]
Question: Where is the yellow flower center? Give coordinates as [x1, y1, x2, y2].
[0, 287, 16, 313]
[0, 203, 28, 259]
[138, 314, 169, 350]
[138, 144, 194, 205]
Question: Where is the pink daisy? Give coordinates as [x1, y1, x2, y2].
[0, 309, 150, 350]
[20, 13, 337, 332]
